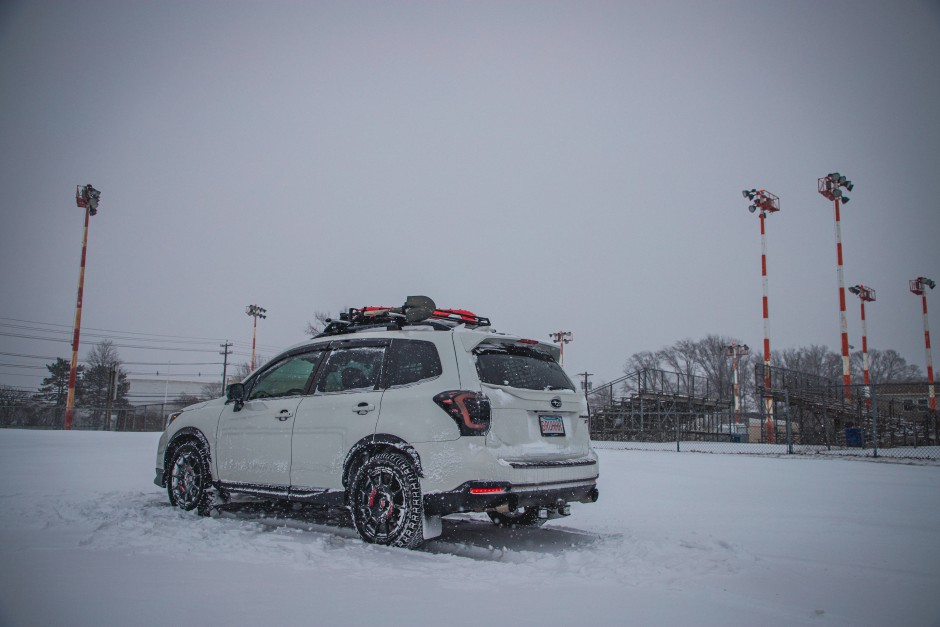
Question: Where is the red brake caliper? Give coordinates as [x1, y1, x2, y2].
[368, 488, 377, 507]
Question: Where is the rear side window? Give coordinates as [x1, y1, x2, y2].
[316, 347, 386, 393]
[474, 344, 575, 392]
[385, 339, 442, 387]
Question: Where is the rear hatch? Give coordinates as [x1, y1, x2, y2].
[470, 337, 590, 461]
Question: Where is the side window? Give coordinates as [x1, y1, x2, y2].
[316, 346, 386, 394]
[247, 351, 324, 401]
[386, 339, 442, 387]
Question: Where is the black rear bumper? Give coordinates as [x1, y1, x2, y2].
[423, 478, 598, 516]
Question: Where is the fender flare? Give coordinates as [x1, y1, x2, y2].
[165, 427, 213, 476]
[342, 434, 424, 489]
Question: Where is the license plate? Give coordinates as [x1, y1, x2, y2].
[539, 415, 565, 437]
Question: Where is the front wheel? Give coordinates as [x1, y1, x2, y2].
[167, 442, 212, 516]
[487, 507, 547, 528]
[349, 452, 425, 549]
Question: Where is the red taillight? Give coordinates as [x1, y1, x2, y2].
[517, 339, 539, 344]
[469, 487, 505, 495]
[433, 390, 491, 436]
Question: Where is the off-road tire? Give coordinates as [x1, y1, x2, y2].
[349, 452, 425, 549]
[167, 441, 213, 516]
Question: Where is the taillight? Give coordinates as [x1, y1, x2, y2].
[433, 390, 491, 436]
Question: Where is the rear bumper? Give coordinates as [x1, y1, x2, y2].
[424, 477, 599, 516]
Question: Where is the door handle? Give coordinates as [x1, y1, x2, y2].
[276, 409, 293, 421]
[353, 402, 375, 415]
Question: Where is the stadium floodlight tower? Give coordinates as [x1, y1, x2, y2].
[848, 285, 876, 407]
[246, 304, 267, 371]
[549, 331, 572, 367]
[65, 184, 102, 430]
[742, 188, 780, 443]
[818, 172, 855, 401]
[909, 277, 937, 411]
[724, 342, 750, 431]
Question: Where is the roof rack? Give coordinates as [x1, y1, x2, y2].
[316, 297, 491, 337]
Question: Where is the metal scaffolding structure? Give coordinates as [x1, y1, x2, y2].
[587, 368, 733, 442]
[755, 364, 938, 449]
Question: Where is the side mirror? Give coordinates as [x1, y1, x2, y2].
[226, 383, 245, 411]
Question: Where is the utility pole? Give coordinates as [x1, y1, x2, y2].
[65, 184, 101, 430]
[103, 366, 117, 431]
[220, 340, 233, 393]
[578, 371, 593, 405]
[550, 331, 572, 367]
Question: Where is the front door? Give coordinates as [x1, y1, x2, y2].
[216, 350, 323, 486]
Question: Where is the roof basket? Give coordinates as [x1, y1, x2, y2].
[317, 296, 490, 337]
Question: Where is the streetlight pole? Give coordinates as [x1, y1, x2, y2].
[818, 173, 855, 401]
[910, 277, 936, 411]
[849, 285, 876, 408]
[549, 331, 572, 367]
[65, 184, 101, 430]
[742, 188, 780, 443]
[246, 304, 267, 371]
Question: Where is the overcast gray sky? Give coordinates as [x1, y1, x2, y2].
[1, 0, 938, 393]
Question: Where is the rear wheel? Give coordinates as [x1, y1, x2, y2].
[487, 507, 547, 528]
[349, 452, 425, 549]
[167, 442, 212, 516]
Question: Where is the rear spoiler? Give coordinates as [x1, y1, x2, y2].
[457, 333, 562, 362]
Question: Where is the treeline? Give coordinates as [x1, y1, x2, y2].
[597, 334, 925, 408]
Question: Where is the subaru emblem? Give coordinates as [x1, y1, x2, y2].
[551, 397, 562, 409]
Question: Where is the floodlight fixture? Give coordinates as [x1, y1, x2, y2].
[550, 330, 573, 366]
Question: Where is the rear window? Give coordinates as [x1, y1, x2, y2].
[474, 344, 575, 391]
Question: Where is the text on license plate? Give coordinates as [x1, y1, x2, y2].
[539, 415, 565, 437]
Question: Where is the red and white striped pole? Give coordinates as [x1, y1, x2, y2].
[910, 277, 936, 411]
[759, 210, 774, 442]
[818, 173, 855, 402]
[833, 198, 852, 400]
[65, 185, 100, 430]
[850, 285, 876, 409]
[743, 189, 779, 443]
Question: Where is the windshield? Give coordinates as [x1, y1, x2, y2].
[474, 344, 575, 392]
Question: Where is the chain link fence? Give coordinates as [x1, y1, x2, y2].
[589, 375, 939, 461]
[0, 400, 191, 432]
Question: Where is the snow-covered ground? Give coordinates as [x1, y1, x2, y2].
[1, 429, 938, 627]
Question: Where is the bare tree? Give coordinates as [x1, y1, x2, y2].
[305, 309, 346, 337]
[851, 348, 922, 384]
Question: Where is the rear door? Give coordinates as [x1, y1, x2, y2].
[290, 339, 388, 491]
[473, 340, 590, 461]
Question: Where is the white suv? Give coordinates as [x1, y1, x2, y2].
[154, 297, 599, 548]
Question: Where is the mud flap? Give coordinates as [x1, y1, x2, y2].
[423, 514, 442, 541]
